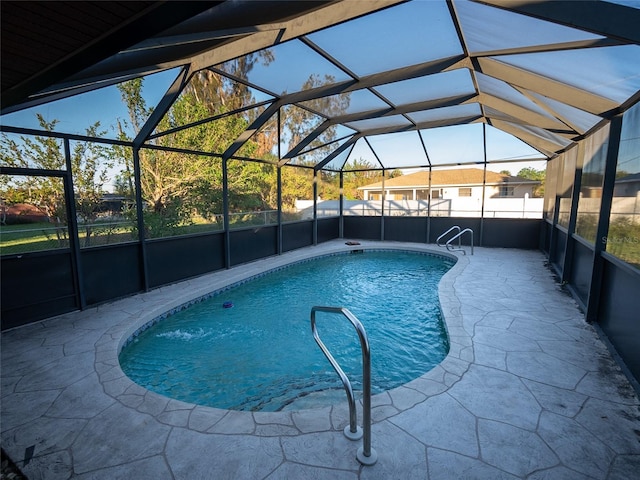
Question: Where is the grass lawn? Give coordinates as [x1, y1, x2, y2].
[0, 222, 137, 255]
[0, 223, 68, 254]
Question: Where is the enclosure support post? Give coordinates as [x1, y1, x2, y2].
[277, 109, 283, 255]
[277, 166, 282, 255]
[313, 170, 318, 245]
[480, 124, 487, 247]
[561, 147, 583, 284]
[547, 171, 561, 267]
[63, 138, 86, 309]
[427, 166, 432, 243]
[132, 147, 149, 291]
[339, 171, 344, 238]
[586, 115, 622, 322]
[380, 170, 385, 241]
[222, 157, 231, 269]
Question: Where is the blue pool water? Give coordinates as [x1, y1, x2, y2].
[119, 250, 454, 411]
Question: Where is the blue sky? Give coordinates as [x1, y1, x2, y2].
[0, 69, 181, 140]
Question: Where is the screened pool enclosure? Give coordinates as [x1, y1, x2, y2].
[1, 0, 639, 383]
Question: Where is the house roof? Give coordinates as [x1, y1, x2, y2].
[616, 172, 640, 183]
[358, 168, 538, 190]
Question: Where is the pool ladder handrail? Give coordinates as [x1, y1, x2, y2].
[437, 226, 474, 255]
[437, 225, 461, 249]
[310, 306, 377, 466]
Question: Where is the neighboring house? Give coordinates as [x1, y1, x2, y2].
[295, 168, 543, 219]
[0, 202, 49, 224]
[358, 168, 540, 201]
[97, 193, 131, 216]
[613, 172, 640, 197]
[610, 173, 640, 224]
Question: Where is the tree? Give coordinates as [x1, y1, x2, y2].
[115, 70, 271, 235]
[115, 57, 354, 234]
[342, 158, 382, 199]
[0, 115, 113, 246]
[281, 166, 314, 213]
[280, 74, 350, 162]
[516, 167, 545, 181]
[317, 169, 341, 200]
[517, 167, 546, 197]
[188, 52, 273, 114]
[0, 124, 68, 245]
[112, 172, 132, 197]
[69, 125, 114, 245]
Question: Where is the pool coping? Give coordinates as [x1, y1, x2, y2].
[95, 240, 469, 435]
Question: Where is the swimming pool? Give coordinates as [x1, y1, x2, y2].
[119, 250, 454, 411]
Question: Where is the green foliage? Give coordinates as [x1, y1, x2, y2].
[1, 118, 66, 246]
[605, 216, 640, 270]
[112, 173, 132, 197]
[3, 58, 405, 249]
[115, 62, 359, 235]
[141, 200, 191, 238]
[109, 56, 380, 235]
[117, 71, 282, 236]
[280, 74, 350, 162]
[0, 115, 133, 249]
[342, 159, 383, 200]
[281, 166, 313, 211]
[516, 167, 544, 180]
[317, 170, 340, 200]
[575, 213, 599, 244]
[71, 126, 115, 246]
[118, 77, 151, 132]
[517, 167, 546, 197]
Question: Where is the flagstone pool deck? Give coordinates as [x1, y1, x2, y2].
[2, 240, 639, 479]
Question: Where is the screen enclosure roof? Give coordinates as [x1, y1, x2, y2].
[2, 0, 639, 171]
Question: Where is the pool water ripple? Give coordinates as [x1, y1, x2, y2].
[119, 251, 452, 411]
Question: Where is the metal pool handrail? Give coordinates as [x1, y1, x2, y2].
[310, 306, 378, 466]
[446, 228, 474, 255]
[436, 225, 461, 248]
[437, 225, 474, 255]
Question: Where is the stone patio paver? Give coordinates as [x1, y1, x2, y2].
[2, 240, 639, 479]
